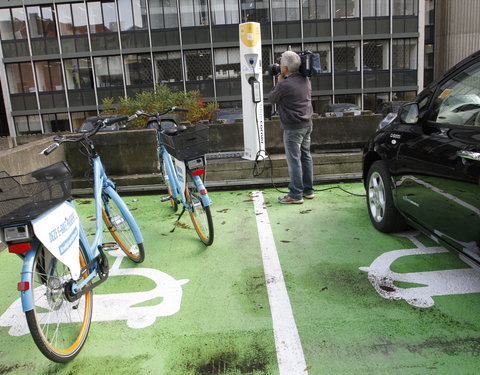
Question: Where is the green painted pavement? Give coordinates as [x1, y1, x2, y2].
[0, 183, 479, 374]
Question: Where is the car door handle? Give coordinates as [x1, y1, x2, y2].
[457, 150, 480, 161]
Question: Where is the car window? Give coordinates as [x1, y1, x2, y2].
[429, 60, 480, 126]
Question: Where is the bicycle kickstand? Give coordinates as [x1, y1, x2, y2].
[170, 206, 186, 233]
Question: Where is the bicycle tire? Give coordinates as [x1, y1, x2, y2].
[25, 243, 93, 363]
[185, 176, 214, 246]
[102, 192, 145, 263]
[160, 156, 178, 212]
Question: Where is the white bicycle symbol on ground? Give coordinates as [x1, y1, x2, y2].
[0, 250, 188, 336]
[360, 231, 480, 308]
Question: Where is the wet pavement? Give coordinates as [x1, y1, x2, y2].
[1, 183, 480, 374]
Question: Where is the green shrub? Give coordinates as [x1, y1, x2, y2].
[101, 84, 218, 128]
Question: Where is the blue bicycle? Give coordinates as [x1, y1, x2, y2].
[0, 116, 144, 362]
[131, 107, 214, 246]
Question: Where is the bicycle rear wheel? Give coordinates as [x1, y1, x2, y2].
[102, 192, 145, 263]
[161, 156, 178, 212]
[185, 177, 214, 246]
[25, 243, 93, 363]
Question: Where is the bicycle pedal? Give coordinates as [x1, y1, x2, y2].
[101, 242, 119, 251]
[160, 196, 172, 202]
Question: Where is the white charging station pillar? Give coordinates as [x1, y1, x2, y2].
[239, 22, 265, 161]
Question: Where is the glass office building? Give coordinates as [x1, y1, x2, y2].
[0, 0, 425, 135]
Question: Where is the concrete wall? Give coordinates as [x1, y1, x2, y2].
[208, 113, 382, 153]
[0, 138, 66, 176]
[0, 115, 380, 180]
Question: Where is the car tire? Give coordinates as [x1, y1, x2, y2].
[366, 160, 407, 233]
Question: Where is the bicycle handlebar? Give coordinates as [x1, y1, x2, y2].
[40, 115, 129, 156]
[130, 106, 189, 120]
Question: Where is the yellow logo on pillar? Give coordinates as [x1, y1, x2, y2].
[240, 22, 260, 48]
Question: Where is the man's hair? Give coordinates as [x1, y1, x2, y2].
[280, 51, 301, 73]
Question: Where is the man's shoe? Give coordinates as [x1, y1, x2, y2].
[278, 195, 304, 204]
[303, 193, 315, 199]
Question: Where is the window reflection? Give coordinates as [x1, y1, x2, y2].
[362, 0, 389, 17]
[214, 48, 240, 79]
[0, 9, 14, 40]
[184, 50, 212, 80]
[211, 0, 239, 25]
[180, 0, 209, 27]
[272, 0, 300, 21]
[94, 56, 124, 87]
[35, 61, 63, 92]
[88, 1, 118, 33]
[149, 0, 178, 29]
[7, 63, 35, 93]
[392, 39, 417, 69]
[12, 7, 27, 39]
[393, 0, 418, 16]
[302, 0, 330, 20]
[241, 0, 270, 22]
[154, 52, 183, 82]
[334, 42, 360, 72]
[124, 54, 153, 85]
[64, 58, 93, 90]
[333, 0, 359, 18]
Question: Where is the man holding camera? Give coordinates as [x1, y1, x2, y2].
[269, 50, 314, 204]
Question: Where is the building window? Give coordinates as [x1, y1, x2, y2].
[363, 40, 389, 70]
[43, 113, 70, 133]
[11, 8, 28, 39]
[304, 43, 331, 73]
[393, 0, 417, 16]
[333, 0, 359, 18]
[241, 0, 270, 23]
[180, 0, 209, 27]
[0, 9, 14, 40]
[334, 94, 360, 105]
[58, 2, 88, 35]
[27, 5, 57, 38]
[94, 56, 124, 87]
[362, 0, 389, 17]
[211, 0, 239, 25]
[149, 0, 178, 29]
[6, 63, 35, 93]
[88, 1, 118, 33]
[184, 49, 212, 81]
[15, 115, 42, 135]
[124, 54, 153, 85]
[334, 42, 360, 72]
[154, 51, 183, 82]
[272, 0, 300, 21]
[303, 0, 330, 20]
[64, 58, 93, 90]
[392, 39, 417, 69]
[35, 61, 64, 92]
[214, 48, 240, 79]
[118, 0, 148, 31]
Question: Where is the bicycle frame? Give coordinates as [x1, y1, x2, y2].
[159, 144, 211, 208]
[17, 154, 144, 312]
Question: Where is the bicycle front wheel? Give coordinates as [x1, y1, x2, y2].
[185, 180, 214, 246]
[25, 243, 93, 363]
[102, 192, 145, 263]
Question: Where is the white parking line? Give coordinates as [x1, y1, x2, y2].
[252, 191, 308, 375]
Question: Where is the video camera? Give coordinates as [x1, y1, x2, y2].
[267, 51, 321, 78]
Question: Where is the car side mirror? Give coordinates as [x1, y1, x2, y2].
[398, 102, 419, 124]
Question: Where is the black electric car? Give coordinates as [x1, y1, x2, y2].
[363, 50, 480, 269]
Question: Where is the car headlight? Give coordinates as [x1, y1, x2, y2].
[377, 112, 397, 130]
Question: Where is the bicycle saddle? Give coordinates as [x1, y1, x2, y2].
[147, 119, 187, 135]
